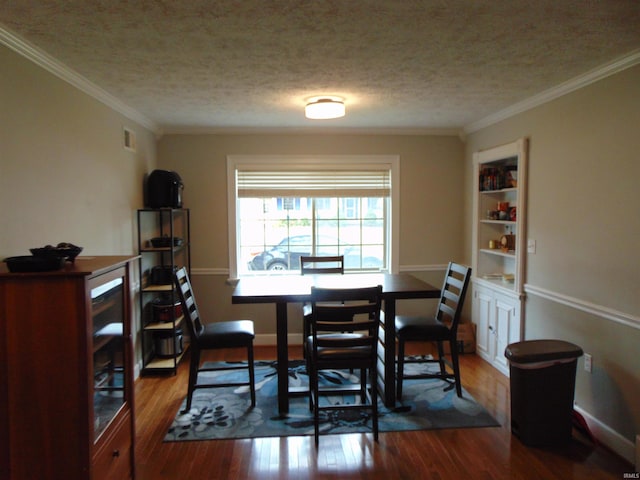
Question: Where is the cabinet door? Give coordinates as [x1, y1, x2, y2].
[493, 292, 520, 373]
[90, 268, 128, 442]
[473, 284, 493, 361]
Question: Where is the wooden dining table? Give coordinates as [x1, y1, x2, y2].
[231, 272, 440, 414]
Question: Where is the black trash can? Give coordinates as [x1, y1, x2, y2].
[504, 339, 583, 446]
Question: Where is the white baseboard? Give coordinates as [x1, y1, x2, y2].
[574, 405, 636, 465]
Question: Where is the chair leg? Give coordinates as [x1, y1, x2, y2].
[450, 339, 463, 398]
[436, 341, 447, 376]
[307, 349, 314, 411]
[302, 315, 310, 360]
[248, 343, 256, 407]
[396, 338, 405, 400]
[184, 348, 201, 412]
[371, 365, 379, 442]
[313, 365, 320, 447]
[360, 368, 367, 403]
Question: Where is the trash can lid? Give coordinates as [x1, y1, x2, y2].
[504, 339, 583, 363]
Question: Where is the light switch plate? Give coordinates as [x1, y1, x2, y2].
[527, 239, 536, 254]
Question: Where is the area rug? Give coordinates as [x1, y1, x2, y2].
[164, 359, 499, 442]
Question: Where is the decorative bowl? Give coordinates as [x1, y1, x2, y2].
[30, 243, 83, 262]
[4, 255, 65, 272]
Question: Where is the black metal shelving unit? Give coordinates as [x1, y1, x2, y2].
[137, 208, 191, 375]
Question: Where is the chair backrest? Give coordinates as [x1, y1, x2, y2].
[309, 285, 382, 357]
[300, 255, 345, 275]
[436, 262, 472, 333]
[174, 267, 203, 342]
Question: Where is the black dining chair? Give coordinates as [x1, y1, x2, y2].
[306, 285, 382, 446]
[395, 262, 472, 399]
[301, 255, 345, 358]
[174, 267, 256, 412]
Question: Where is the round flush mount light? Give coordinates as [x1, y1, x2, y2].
[305, 96, 345, 119]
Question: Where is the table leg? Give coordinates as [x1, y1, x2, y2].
[276, 301, 289, 414]
[382, 298, 397, 407]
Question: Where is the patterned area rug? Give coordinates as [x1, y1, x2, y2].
[164, 359, 499, 442]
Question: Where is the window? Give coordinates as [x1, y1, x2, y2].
[227, 155, 399, 278]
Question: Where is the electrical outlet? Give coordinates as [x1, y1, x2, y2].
[584, 353, 592, 373]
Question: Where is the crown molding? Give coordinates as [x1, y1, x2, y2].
[0, 25, 160, 134]
[160, 125, 463, 137]
[464, 49, 640, 134]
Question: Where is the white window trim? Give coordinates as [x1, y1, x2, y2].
[226, 155, 400, 280]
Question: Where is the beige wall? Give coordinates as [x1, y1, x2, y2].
[0, 44, 156, 256]
[157, 134, 465, 335]
[0, 44, 157, 366]
[464, 65, 640, 455]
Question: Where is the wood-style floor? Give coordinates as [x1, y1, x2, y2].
[134, 345, 632, 479]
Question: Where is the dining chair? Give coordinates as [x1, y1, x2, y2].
[174, 267, 256, 412]
[301, 255, 345, 359]
[300, 255, 345, 275]
[395, 262, 472, 399]
[306, 285, 382, 446]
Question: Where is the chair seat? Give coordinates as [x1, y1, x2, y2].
[395, 315, 450, 341]
[307, 334, 373, 360]
[198, 320, 255, 349]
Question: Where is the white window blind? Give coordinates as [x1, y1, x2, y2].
[237, 168, 391, 198]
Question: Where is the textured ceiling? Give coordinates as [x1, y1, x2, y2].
[1, 1, 640, 133]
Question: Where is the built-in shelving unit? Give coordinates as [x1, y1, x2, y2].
[472, 138, 528, 376]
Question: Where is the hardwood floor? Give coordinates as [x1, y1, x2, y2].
[134, 345, 632, 479]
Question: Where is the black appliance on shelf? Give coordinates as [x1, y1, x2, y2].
[145, 170, 183, 208]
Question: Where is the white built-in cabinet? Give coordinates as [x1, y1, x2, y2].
[472, 138, 528, 376]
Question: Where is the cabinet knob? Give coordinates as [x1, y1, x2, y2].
[112, 449, 120, 458]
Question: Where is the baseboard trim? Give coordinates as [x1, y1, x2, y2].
[573, 405, 636, 465]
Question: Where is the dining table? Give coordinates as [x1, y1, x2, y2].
[231, 272, 440, 414]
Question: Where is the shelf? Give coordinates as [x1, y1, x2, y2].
[143, 346, 189, 371]
[480, 220, 516, 225]
[140, 246, 183, 253]
[144, 315, 185, 331]
[92, 297, 118, 317]
[142, 284, 173, 293]
[479, 187, 517, 194]
[474, 276, 518, 293]
[479, 248, 515, 258]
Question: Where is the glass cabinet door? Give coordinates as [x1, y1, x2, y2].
[91, 275, 126, 441]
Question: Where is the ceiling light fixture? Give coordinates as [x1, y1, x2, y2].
[305, 97, 345, 119]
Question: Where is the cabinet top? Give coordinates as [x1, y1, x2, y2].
[0, 255, 138, 278]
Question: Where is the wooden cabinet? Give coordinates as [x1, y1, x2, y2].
[0, 256, 137, 479]
[472, 138, 528, 375]
[137, 208, 190, 375]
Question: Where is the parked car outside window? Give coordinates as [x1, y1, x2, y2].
[248, 235, 382, 271]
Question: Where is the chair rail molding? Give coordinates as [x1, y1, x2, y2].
[524, 283, 640, 331]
